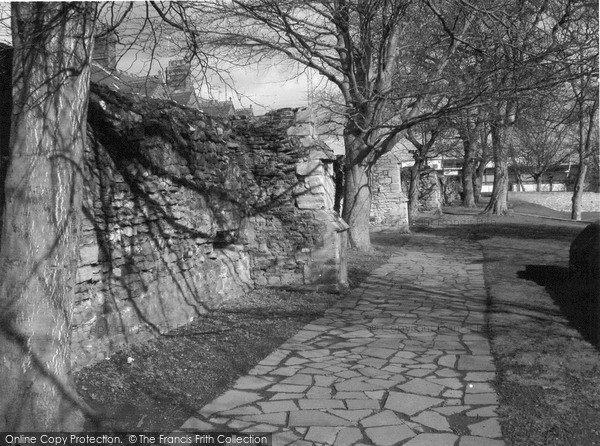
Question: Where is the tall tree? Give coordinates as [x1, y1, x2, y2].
[405, 121, 445, 219]
[510, 94, 575, 192]
[472, 123, 491, 204]
[570, 77, 599, 220]
[478, 0, 597, 214]
[162, 0, 477, 250]
[0, 2, 97, 431]
[454, 107, 484, 207]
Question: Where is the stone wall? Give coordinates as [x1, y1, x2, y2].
[0, 81, 347, 369]
[370, 149, 409, 230]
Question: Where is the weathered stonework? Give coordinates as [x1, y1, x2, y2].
[0, 80, 348, 369]
[370, 150, 410, 230]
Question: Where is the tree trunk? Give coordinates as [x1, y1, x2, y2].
[473, 161, 485, 204]
[571, 163, 588, 221]
[484, 123, 510, 215]
[571, 93, 598, 221]
[535, 174, 542, 192]
[512, 162, 524, 192]
[0, 3, 96, 431]
[342, 161, 371, 251]
[408, 163, 421, 221]
[0, 45, 12, 237]
[516, 173, 524, 192]
[461, 142, 476, 207]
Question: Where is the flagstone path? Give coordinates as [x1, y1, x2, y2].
[175, 234, 505, 445]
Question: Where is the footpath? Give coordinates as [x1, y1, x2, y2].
[174, 234, 505, 446]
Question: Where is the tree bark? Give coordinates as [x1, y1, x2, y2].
[408, 162, 422, 221]
[461, 140, 476, 207]
[484, 123, 510, 215]
[571, 92, 598, 221]
[473, 160, 485, 204]
[535, 174, 542, 192]
[342, 161, 371, 251]
[0, 3, 96, 431]
[572, 163, 588, 221]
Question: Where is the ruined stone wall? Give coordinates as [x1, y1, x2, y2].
[68, 85, 347, 369]
[370, 148, 410, 230]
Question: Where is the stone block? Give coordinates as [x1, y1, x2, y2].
[296, 160, 323, 176]
[76, 265, 95, 283]
[296, 194, 325, 210]
[80, 243, 99, 265]
[287, 123, 313, 136]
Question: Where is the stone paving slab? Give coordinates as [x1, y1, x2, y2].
[176, 235, 505, 445]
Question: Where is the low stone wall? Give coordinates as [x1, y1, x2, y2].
[39, 85, 346, 369]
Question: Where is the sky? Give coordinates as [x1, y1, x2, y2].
[0, 2, 312, 116]
[105, 1, 315, 116]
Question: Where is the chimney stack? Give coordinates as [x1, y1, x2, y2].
[92, 26, 117, 71]
[166, 59, 192, 91]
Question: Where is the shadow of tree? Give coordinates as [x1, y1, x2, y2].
[518, 265, 599, 349]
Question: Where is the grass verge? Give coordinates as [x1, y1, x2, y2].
[415, 206, 600, 446]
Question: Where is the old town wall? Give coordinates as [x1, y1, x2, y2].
[0, 82, 347, 369]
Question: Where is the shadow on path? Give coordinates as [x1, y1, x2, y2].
[518, 265, 599, 349]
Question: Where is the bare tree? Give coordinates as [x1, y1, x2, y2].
[156, 0, 480, 250]
[404, 121, 449, 219]
[454, 107, 485, 207]
[570, 77, 599, 220]
[538, 0, 599, 219]
[510, 94, 575, 192]
[463, 0, 596, 214]
[0, 2, 97, 430]
[0, 0, 214, 430]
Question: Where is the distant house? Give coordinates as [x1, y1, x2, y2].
[164, 59, 202, 108]
[197, 99, 236, 118]
[91, 32, 252, 118]
[90, 63, 168, 99]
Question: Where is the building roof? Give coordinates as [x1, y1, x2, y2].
[198, 100, 236, 118]
[90, 63, 166, 98]
[169, 89, 203, 108]
[234, 106, 254, 118]
[91, 62, 251, 118]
